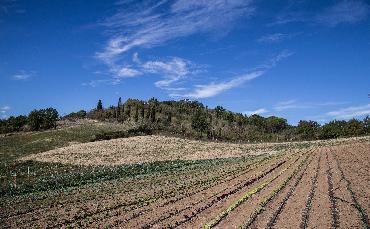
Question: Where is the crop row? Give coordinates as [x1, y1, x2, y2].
[202, 151, 305, 228]
[43, 154, 274, 228]
[138, 154, 290, 229]
[242, 152, 313, 228]
[332, 150, 369, 228]
[300, 153, 321, 229]
[27, 162, 250, 227]
[1, 156, 256, 227]
[264, 153, 313, 228]
[1, 154, 256, 217]
[326, 152, 339, 229]
[92, 153, 289, 228]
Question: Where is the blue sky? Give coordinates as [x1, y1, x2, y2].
[1, 0, 370, 124]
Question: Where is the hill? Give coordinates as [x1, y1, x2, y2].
[1, 98, 369, 142]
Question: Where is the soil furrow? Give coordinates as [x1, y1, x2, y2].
[300, 152, 321, 229]
[326, 151, 339, 228]
[331, 148, 369, 228]
[204, 152, 306, 228]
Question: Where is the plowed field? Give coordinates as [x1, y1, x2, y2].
[1, 139, 369, 228]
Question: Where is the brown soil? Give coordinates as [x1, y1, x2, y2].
[250, 149, 320, 229]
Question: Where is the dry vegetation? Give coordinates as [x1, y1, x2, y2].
[19, 135, 369, 166]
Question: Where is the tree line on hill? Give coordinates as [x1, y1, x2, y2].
[59, 98, 370, 141]
[1, 98, 369, 142]
[0, 108, 58, 133]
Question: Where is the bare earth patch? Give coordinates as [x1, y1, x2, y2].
[19, 135, 369, 166]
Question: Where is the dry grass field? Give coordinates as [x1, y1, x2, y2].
[19, 135, 368, 166]
[1, 134, 369, 228]
[19, 135, 302, 166]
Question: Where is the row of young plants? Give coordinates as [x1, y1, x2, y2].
[80, 160, 254, 228]
[325, 152, 339, 229]
[242, 151, 313, 228]
[0, 156, 253, 223]
[94, 152, 304, 227]
[2, 154, 255, 197]
[202, 152, 304, 228]
[79, 155, 273, 229]
[3, 151, 300, 228]
[89, 153, 289, 229]
[300, 153, 321, 229]
[33, 155, 264, 229]
[1, 156, 255, 228]
[138, 154, 288, 229]
[2, 151, 295, 228]
[332, 150, 369, 229]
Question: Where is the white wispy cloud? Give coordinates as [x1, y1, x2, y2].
[177, 71, 264, 99]
[97, 0, 254, 65]
[85, 55, 201, 88]
[12, 70, 35, 80]
[1, 106, 10, 111]
[116, 67, 141, 78]
[262, 50, 294, 69]
[132, 52, 141, 64]
[316, 0, 369, 27]
[257, 33, 294, 43]
[326, 103, 370, 119]
[0, 105, 10, 118]
[270, 0, 369, 27]
[91, 0, 255, 89]
[141, 57, 199, 89]
[274, 99, 309, 111]
[274, 100, 346, 112]
[243, 108, 268, 116]
[82, 79, 121, 87]
[171, 50, 293, 99]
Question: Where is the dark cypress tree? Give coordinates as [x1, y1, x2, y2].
[150, 106, 156, 123]
[97, 99, 103, 110]
[125, 105, 131, 120]
[117, 97, 122, 118]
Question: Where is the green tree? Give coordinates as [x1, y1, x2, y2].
[297, 120, 320, 140]
[6, 115, 28, 132]
[28, 108, 59, 131]
[363, 116, 370, 134]
[345, 119, 364, 136]
[148, 98, 158, 123]
[64, 110, 86, 120]
[97, 99, 103, 110]
[248, 114, 266, 130]
[0, 119, 6, 134]
[191, 110, 210, 136]
[28, 110, 42, 131]
[214, 106, 226, 118]
[40, 108, 59, 129]
[265, 116, 287, 133]
[320, 120, 346, 139]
